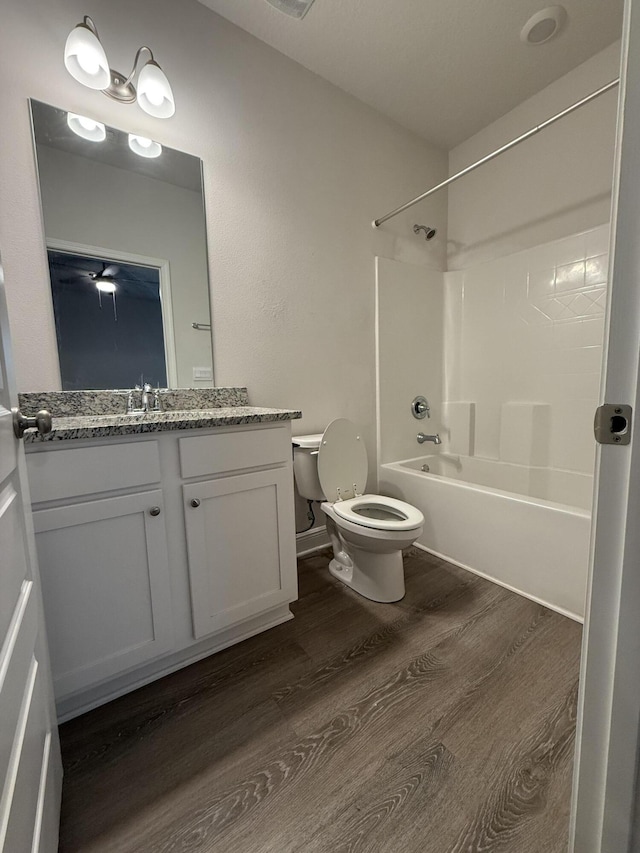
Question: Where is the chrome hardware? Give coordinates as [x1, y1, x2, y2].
[594, 404, 632, 445]
[373, 79, 620, 229]
[411, 396, 430, 420]
[128, 386, 146, 415]
[149, 506, 161, 517]
[417, 432, 441, 445]
[12, 408, 52, 440]
[190, 498, 201, 508]
[127, 384, 158, 414]
[421, 463, 430, 472]
[413, 224, 437, 241]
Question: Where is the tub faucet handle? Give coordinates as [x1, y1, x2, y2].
[412, 396, 430, 419]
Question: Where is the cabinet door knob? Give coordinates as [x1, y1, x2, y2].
[190, 498, 201, 508]
[149, 506, 161, 517]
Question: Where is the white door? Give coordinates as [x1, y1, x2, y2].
[0, 258, 62, 851]
[570, 1, 640, 850]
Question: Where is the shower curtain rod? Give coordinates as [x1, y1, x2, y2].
[373, 78, 620, 228]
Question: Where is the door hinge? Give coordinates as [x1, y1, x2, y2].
[594, 404, 632, 445]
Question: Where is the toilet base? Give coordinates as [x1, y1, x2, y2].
[322, 505, 419, 603]
[328, 548, 405, 603]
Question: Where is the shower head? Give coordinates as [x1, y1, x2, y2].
[413, 224, 437, 241]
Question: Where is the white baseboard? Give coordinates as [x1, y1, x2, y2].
[296, 525, 330, 557]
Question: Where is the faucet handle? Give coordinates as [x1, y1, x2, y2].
[411, 396, 430, 419]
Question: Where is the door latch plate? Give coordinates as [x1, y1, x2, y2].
[594, 404, 632, 445]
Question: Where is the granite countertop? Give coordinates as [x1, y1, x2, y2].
[19, 388, 302, 443]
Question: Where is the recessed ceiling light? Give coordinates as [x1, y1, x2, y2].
[521, 6, 567, 45]
[264, 0, 315, 20]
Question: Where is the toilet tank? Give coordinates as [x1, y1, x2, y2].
[292, 433, 325, 501]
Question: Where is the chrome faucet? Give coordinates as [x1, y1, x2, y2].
[141, 383, 152, 413]
[417, 432, 441, 445]
[127, 384, 157, 414]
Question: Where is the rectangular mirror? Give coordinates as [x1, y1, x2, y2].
[30, 99, 214, 390]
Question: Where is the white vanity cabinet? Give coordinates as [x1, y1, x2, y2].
[25, 421, 298, 720]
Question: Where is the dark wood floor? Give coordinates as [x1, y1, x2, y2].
[58, 547, 582, 853]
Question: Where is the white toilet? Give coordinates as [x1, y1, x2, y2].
[292, 418, 424, 602]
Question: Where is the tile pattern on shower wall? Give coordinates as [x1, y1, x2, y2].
[444, 225, 609, 474]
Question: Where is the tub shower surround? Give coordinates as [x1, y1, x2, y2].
[376, 226, 609, 621]
[18, 387, 301, 441]
[443, 225, 609, 479]
[380, 456, 590, 620]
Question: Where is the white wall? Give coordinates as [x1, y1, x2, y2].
[447, 42, 620, 270]
[0, 0, 448, 471]
[37, 145, 213, 388]
[375, 257, 443, 466]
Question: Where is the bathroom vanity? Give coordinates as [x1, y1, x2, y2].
[20, 387, 301, 721]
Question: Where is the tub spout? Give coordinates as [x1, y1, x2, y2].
[417, 432, 441, 445]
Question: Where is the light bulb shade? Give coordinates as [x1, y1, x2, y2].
[64, 22, 110, 90]
[128, 134, 162, 158]
[95, 278, 117, 293]
[67, 112, 106, 142]
[137, 60, 175, 118]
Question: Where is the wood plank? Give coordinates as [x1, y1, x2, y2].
[449, 682, 579, 853]
[58, 547, 582, 853]
[140, 593, 548, 850]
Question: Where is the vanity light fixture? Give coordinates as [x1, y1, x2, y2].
[64, 16, 175, 118]
[63, 17, 110, 89]
[128, 134, 162, 158]
[67, 112, 106, 142]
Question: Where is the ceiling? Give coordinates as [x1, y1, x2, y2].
[197, 0, 624, 149]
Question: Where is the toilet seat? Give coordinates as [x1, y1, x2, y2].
[333, 495, 424, 532]
[315, 419, 424, 534]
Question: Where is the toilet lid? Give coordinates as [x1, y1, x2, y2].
[317, 418, 368, 502]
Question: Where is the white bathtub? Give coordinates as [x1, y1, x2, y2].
[380, 454, 591, 620]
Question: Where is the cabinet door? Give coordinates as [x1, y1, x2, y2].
[184, 468, 297, 638]
[33, 490, 173, 700]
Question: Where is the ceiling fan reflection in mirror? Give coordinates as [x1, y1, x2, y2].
[58, 261, 121, 317]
